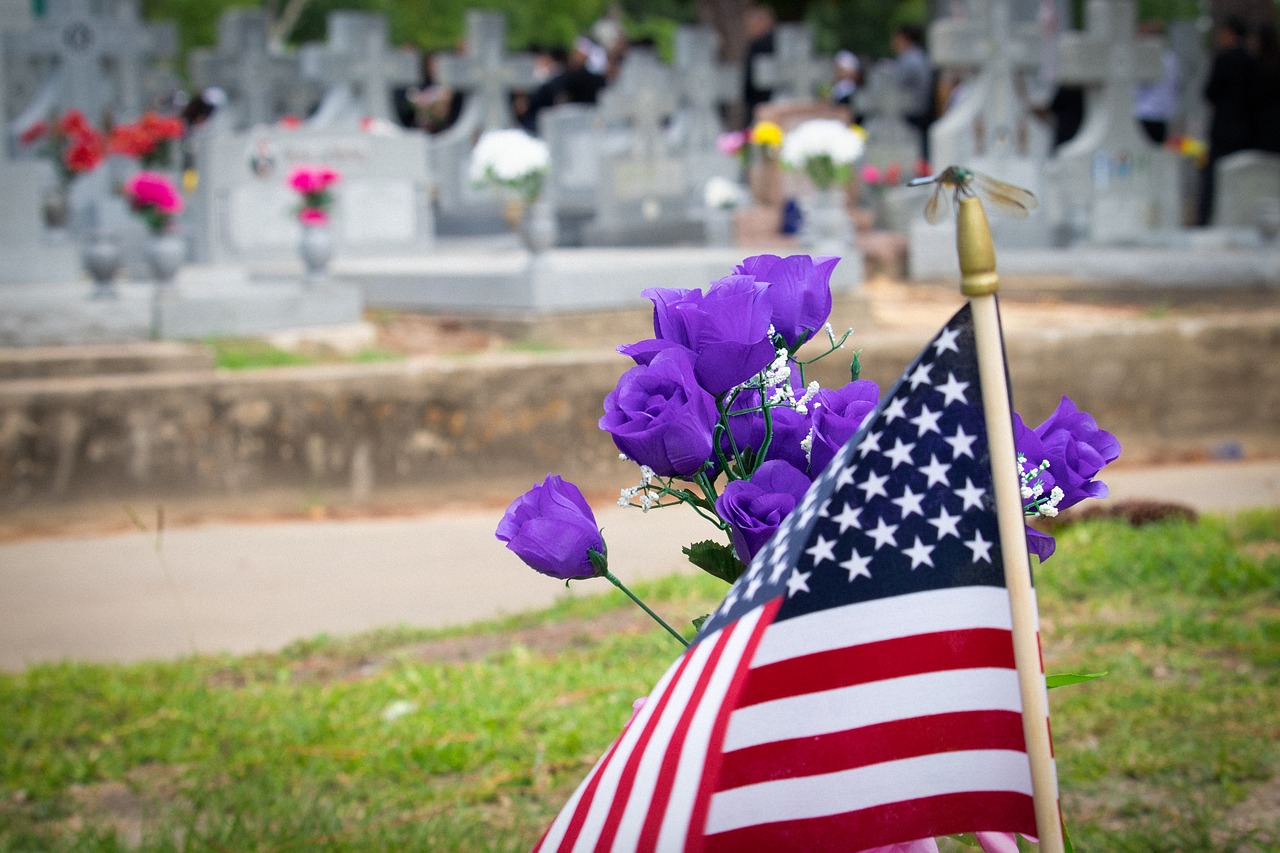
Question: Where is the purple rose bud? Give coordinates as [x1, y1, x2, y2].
[735, 254, 840, 349]
[641, 277, 777, 395]
[808, 380, 881, 473]
[495, 475, 605, 580]
[600, 347, 720, 477]
[1033, 397, 1121, 511]
[716, 460, 814, 563]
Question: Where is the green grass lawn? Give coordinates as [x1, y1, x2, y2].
[3, 510, 1279, 851]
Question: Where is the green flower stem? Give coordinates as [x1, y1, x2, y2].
[602, 570, 690, 648]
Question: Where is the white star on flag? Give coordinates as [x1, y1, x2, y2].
[884, 437, 917, 469]
[866, 517, 900, 550]
[903, 536, 935, 569]
[936, 372, 970, 405]
[946, 425, 978, 459]
[842, 549, 873, 581]
[965, 529, 994, 563]
[910, 404, 943, 436]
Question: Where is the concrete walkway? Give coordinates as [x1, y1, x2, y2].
[1, 460, 1278, 671]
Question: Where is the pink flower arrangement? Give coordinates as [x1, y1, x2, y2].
[287, 164, 340, 224]
[122, 171, 183, 234]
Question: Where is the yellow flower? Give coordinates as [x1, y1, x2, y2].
[850, 123, 867, 139]
[750, 121, 784, 148]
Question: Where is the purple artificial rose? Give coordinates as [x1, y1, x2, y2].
[600, 346, 720, 477]
[1032, 396, 1122, 511]
[641, 277, 776, 394]
[715, 460, 814, 563]
[1026, 526, 1057, 562]
[495, 475, 605, 580]
[808, 380, 882, 473]
[735, 254, 840, 349]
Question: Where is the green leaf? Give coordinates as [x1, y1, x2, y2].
[1045, 671, 1108, 689]
[682, 540, 747, 584]
[850, 349, 863, 382]
[691, 614, 709, 633]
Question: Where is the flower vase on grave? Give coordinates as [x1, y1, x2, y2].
[42, 185, 71, 241]
[299, 221, 334, 284]
[518, 199, 557, 254]
[703, 206, 736, 247]
[82, 230, 123, 299]
[801, 187, 854, 257]
[144, 231, 185, 287]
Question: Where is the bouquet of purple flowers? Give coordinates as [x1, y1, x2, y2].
[497, 254, 1119, 625]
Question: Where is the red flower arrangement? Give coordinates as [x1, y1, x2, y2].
[108, 112, 184, 168]
[19, 109, 106, 185]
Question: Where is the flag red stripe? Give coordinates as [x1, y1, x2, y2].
[536, 729, 627, 853]
[715, 709, 1029, 791]
[555, 649, 697, 851]
[701, 790, 1037, 852]
[632, 620, 740, 849]
[738, 628, 1017, 708]
[591, 634, 708, 850]
[684, 598, 781, 853]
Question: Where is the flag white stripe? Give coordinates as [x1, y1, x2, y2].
[539, 647, 686, 853]
[752, 586, 1014, 668]
[569, 639, 717, 852]
[705, 749, 1038, 835]
[654, 606, 765, 852]
[605, 625, 727, 850]
[723, 667, 1022, 752]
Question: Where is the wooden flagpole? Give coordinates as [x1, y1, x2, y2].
[956, 196, 1065, 853]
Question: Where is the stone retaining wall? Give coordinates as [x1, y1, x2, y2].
[1, 313, 1276, 511]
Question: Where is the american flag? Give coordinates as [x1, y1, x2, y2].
[535, 305, 1049, 852]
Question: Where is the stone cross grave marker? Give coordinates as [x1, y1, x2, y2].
[673, 26, 740, 152]
[928, 0, 1048, 166]
[1046, 0, 1179, 242]
[5, 0, 174, 128]
[587, 49, 694, 244]
[428, 10, 538, 232]
[434, 10, 537, 132]
[538, 102, 611, 244]
[301, 11, 417, 126]
[0, 5, 80, 285]
[188, 8, 305, 131]
[752, 24, 830, 101]
[857, 59, 923, 169]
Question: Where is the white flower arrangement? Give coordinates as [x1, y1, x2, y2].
[779, 119, 866, 191]
[469, 129, 551, 203]
[702, 177, 747, 211]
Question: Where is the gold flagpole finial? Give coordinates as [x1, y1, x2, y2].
[956, 196, 999, 297]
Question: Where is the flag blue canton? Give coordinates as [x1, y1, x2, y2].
[698, 304, 1005, 639]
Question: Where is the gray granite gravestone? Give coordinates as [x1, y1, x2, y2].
[428, 10, 538, 234]
[0, 7, 80, 285]
[538, 103, 611, 245]
[300, 11, 417, 128]
[585, 49, 698, 246]
[672, 25, 740, 173]
[190, 124, 433, 264]
[5, 0, 173, 130]
[909, 0, 1052, 274]
[1046, 0, 1180, 244]
[1212, 151, 1280, 238]
[752, 24, 830, 102]
[187, 8, 311, 131]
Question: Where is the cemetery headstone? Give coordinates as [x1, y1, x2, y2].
[0, 6, 79, 285]
[1212, 150, 1280, 238]
[751, 24, 830, 101]
[584, 48, 698, 246]
[1045, 0, 1180, 244]
[672, 25, 741, 195]
[538, 102, 611, 245]
[300, 11, 417, 127]
[428, 10, 538, 233]
[910, 0, 1053, 272]
[188, 8, 311, 131]
[5, 0, 174, 131]
[190, 124, 433, 264]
